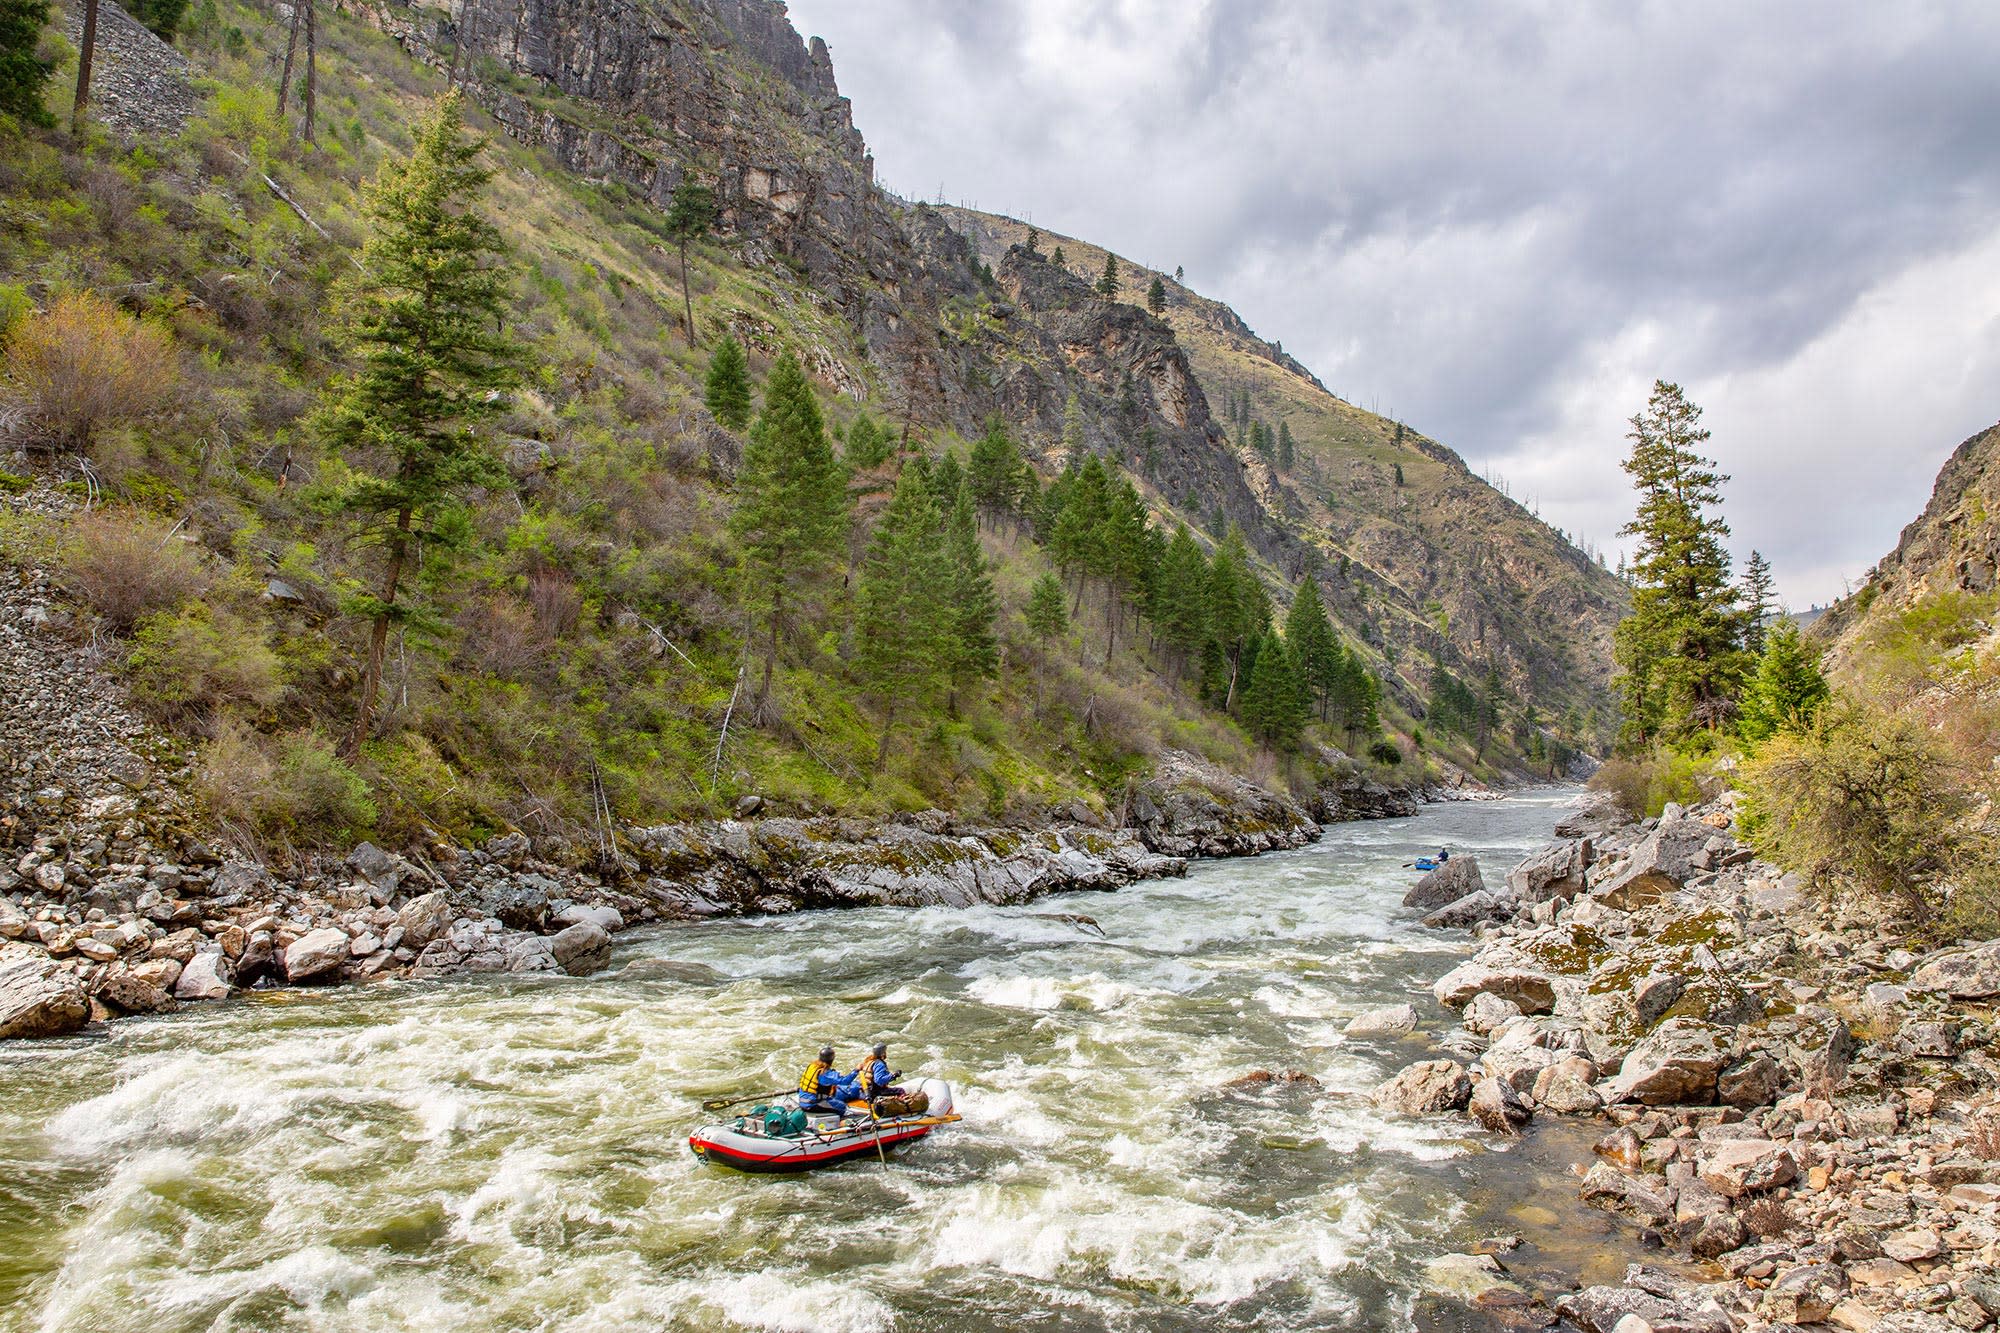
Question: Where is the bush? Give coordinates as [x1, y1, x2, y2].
[1368, 738, 1403, 766]
[127, 600, 284, 718]
[1, 291, 177, 456]
[58, 509, 211, 631]
[199, 723, 376, 848]
[1589, 749, 1712, 819]
[1741, 701, 1999, 934]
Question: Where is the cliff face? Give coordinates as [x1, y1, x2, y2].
[370, 0, 1623, 742]
[1817, 421, 2000, 659]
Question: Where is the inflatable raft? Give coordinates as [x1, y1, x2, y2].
[688, 1078, 958, 1174]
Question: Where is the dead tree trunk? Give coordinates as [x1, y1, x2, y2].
[70, 0, 98, 133]
[277, 1, 303, 115]
[300, 0, 318, 144]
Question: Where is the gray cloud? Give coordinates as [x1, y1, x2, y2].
[787, 0, 2000, 606]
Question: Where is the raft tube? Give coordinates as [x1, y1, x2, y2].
[689, 1078, 955, 1174]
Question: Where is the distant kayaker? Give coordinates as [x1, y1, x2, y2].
[855, 1042, 907, 1104]
[799, 1045, 863, 1115]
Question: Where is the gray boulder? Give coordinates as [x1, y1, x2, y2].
[1589, 819, 1713, 909]
[0, 957, 91, 1038]
[1761, 1264, 1848, 1325]
[1605, 1017, 1731, 1105]
[396, 892, 456, 950]
[1463, 991, 1524, 1034]
[1373, 1059, 1473, 1114]
[1909, 940, 2000, 998]
[174, 950, 235, 1001]
[96, 969, 175, 1014]
[1698, 1138, 1797, 1197]
[550, 922, 612, 976]
[552, 903, 624, 933]
[1468, 1077, 1532, 1134]
[283, 928, 350, 983]
[1433, 960, 1555, 1013]
[410, 923, 563, 977]
[1507, 839, 1592, 903]
[1344, 1003, 1419, 1037]
[1421, 890, 1511, 929]
[1716, 1054, 1782, 1109]
[484, 880, 551, 932]
[1404, 856, 1484, 912]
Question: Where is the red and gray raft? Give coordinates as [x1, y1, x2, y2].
[689, 1079, 958, 1174]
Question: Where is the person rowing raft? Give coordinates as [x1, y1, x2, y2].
[855, 1042, 908, 1105]
[798, 1045, 865, 1115]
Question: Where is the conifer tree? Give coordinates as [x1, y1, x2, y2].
[1156, 524, 1210, 671]
[855, 464, 950, 763]
[1334, 648, 1381, 744]
[1051, 453, 1108, 598]
[1146, 275, 1166, 314]
[1735, 620, 1829, 746]
[1094, 474, 1149, 661]
[929, 450, 964, 514]
[1026, 570, 1068, 646]
[0, 0, 55, 126]
[1612, 380, 1746, 747]
[730, 352, 851, 709]
[319, 90, 520, 754]
[1284, 576, 1338, 720]
[967, 416, 1024, 524]
[1206, 525, 1267, 709]
[944, 489, 1000, 701]
[1741, 549, 1775, 655]
[1241, 634, 1309, 748]
[664, 176, 718, 344]
[703, 333, 752, 430]
[844, 412, 891, 469]
[1096, 251, 1118, 297]
[1050, 244, 1065, 267]
[1174, 264, 1184, 281]
[1277, 421, 1295, 471]
[1026, 226, 1040, 255]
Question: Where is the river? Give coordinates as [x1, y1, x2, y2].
[0, 791, 1617, 1332]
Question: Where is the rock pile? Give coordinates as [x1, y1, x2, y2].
[1383, 793, 2000, 1332]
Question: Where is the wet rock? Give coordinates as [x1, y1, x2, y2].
[734, 794, 764, 819]
[396, 892, 456, 950]
[1125, 750, 1321, 857]
[1555, 1285, 1724, 1333]
[1763, 1264, 1849, 1325]
[1469, 1076, 1532, 1134]
[550, 921, 612, 976]
[1698, 1138, 1797, 1197]
[95, 968, 174, 1014]
[283, 928, 350, 983]
[1345, 1003, 1419, 1037]
[617, 958, 721, 984]
[1596, 1127, 1645, 1172]
[1716, 1054, 1782, 1109]
[0, 956, 91, 1038]
[1434, 961, 1556, 1014]
[1908, 941, 2000, 998]
[1423, 889, 1512, 929]
[409, 923, 562, 977]
[173, 950, 234, 1000]
[1374, 1059, 1473, 1114]
[1605, 1019, 1730, 1106]
[1405, 856, 1486, 912]
[1226, 1069, 1323, 1090]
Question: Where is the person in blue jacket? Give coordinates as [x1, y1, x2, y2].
[854, 1042, 906, 1105]
[798, 1045, 864, 1115]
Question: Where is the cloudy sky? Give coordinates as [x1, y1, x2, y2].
[784, 0, 2000, 608]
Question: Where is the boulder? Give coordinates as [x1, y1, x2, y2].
[1404, 856, 1485, 912]
[396, 892, 456, 950]
[409, 923, 563, 977]
[173, 951, 235, 1001]
[283, 928, 351, 983]
[1605, 1018, 1730, 1106]
[346, 842, 414, 896]
[1879, 1227, 1942, 1263]
[1344, 1003, 1419, 1037]
[1373, 1059, 1473, 1114]
[486, 831, 532, 868]
[1533, 1058, 1605, 1115]
[0, 957, 91, 1038]
[1589, 820, 1713, 910]
[1468, 1077, 1532, 1134]
[1688, 1212, 1748, 1260]
[483, 880, 551, 932]
[550, 922, 612, 976]
[1762, 1264, 1848, 1326]
[1716, 1054, 1783, 1109]
[1464, 991, 1524, 1035]
[1698, 1138, 1797, 1197]
[96, 969, 175, 1015]
[1908, 941, 2000, 998]
[1422, 890, 1512, 929]
[1508, 839, 1593, 904]
[1433, 961, 1555, 1014]
[552, 903, 624, 933]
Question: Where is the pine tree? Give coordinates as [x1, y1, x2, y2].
[1206, 525, 1267, 709]
[1741, 549, 1775, 655]
[1026, 570, 1068, 645]
[1050, 244, 1065, 267]
[1146, 275, 1166, 314]
[844, 411, 891, 469]
[1735, 620, 1829, 746]
[664, 176, 718, 344]
[130, 0, 189, 39]
[1240, 634, 1309, 749]
[1284, 576, 1338, 721]
[319, 90, 521, 754]
[1025, 225, 1040, 255]
[1094, 473, 1150, 662]
[855, 464, 950, 764]
[967, 415, 1024, 523]
[1051, 454, 1108, 595]
[1335, 649, 1381, 743]
[1096, 252, 1118, 297]
[0, 0, 55, 127]
[1174, 265, 1184, 281]
[1277, 421, 1295, 471]
[730, 352, 851, 709]
[929, 450, 964, 514]
[1156, 523, 1210, 671]
[1612, 380, 1746, 747]
[1393, 462, 1405, 486]
[1061, 391, 1087, 467]
[943, 489, 1000, 701]
[703, 334, 752, 430]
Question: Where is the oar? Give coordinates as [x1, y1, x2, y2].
[701, 1089, 792, 1112]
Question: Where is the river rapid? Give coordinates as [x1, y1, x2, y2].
[0, 792, 1606, 1332]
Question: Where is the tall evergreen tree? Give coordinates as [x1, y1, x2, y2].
[1741, 549, 1775, 655]
[319, 90, 521, 754]
[1050, 244, 1065, 267]
[1284, 576, 1339, 721]
[1333, 647, 1381, 743]
[854, 464, 950, 763]
[967, 415, 1024, 524]
[1026, 570, 1068, 646]
[1735, 620, 1829, 746]
[703, 333, 752, 430]
[0, 0, 55, 127]
[1146, 275, 1167, 314]
[928, 450, 964, 514]
[1061, 391, 1087, 467]
[844, 411, 891, 469]
[730, 352, 851, 709]
[1025, 225, 1040, 255]
[1052, 453, 1109, 597]
[1206, 525, 1267, 709]
[1156, 523, 1210, 670]
[1240, 633, 1309, 748]
[1277, 421, 1296, 471]
[1096, 251, 1119, 297]
[943, 489, 1000, 701]
[664, 176, 718, 344]
[1094, 473, 1150, 661]
[1612, 381, 1746, 747]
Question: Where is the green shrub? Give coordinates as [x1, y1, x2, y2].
[1368, 738, 1402, 766]
[58, 509, 211, 631]
[127, 600, 284, 717]
[199, 723, 376, 847]
[1588, 748, 1712, 819]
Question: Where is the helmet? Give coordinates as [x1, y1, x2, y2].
[871, 1042, 887, 1057]
[819, 1045, 835, 1063]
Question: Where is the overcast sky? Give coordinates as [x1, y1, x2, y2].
[784, 0, 2000, 608]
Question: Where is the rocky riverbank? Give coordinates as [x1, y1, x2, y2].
[1367, 793, 2000, 1333]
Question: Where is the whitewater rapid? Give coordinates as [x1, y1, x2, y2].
[0, 792, 1585, 1331]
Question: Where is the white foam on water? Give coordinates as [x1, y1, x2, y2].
[696, 1271, 894, 1333]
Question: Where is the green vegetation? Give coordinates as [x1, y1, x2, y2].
[0, 0, 53, 126]
[703, 334, 752, 430]
[663, 175, 717, 343]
